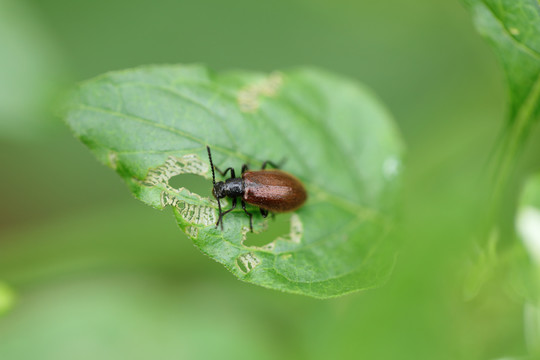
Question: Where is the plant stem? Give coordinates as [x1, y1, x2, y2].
[490, 74, 540, 221]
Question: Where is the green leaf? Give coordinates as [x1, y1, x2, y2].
[464, 0, 540, 124]
[64, 64, 404, 298]
[463, 0, 540, 201]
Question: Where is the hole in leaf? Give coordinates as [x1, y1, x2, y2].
[244, 212, 292, 248]
[236, 252, 261, 273]
[168, 174, 213, 198]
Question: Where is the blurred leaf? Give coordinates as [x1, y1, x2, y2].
[64, 64, 404, 298]
[515, 174, 540, 303]
[463, 230, 499, 301]
[514, 174, 540, 358]
[0, 0, 66, 140]
[0, 282, 15, 316]
[463, 0, 540, 124]
[463, 0, 540, 202]
[517, 174, 540, 266]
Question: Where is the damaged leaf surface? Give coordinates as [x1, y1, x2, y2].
[64, 64, 404, 298]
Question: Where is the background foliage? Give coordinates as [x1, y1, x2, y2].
[1, 0, 539, 359]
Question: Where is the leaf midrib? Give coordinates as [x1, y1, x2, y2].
[121, 79, 363, 200]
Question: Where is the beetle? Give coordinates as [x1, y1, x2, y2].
[206, 146, 307, 232]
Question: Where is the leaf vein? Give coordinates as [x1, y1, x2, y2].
[117, 81, 240, 149]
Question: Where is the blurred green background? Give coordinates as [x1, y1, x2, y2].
[1, 0, 538, 359]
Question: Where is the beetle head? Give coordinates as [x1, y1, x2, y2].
[212, 181, 226, 199]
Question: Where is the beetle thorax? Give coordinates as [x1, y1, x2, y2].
[223, 178, 244, 198]
[213, 178, 244, 199]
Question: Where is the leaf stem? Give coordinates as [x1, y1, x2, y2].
[490, 72, 540, 219]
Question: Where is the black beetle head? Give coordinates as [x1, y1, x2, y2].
[212, 181, 226, 199]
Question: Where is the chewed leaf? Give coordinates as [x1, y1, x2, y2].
[64, 64, 404, 298]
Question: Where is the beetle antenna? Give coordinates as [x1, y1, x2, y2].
[207, 146, 223, 229]
[206, 146, 216, 186]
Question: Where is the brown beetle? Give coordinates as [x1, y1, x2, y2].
[206, 146, 307, 232]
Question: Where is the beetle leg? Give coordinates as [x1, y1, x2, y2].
[260, 208, 268, 218]
[216, 197, 237, 230]
[261, 161, 277, 170]
[241, 200, 253, 232]
[214, 166, 235, 178]
[261, 159, 287, 170]
[241, 164, 249, 173]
